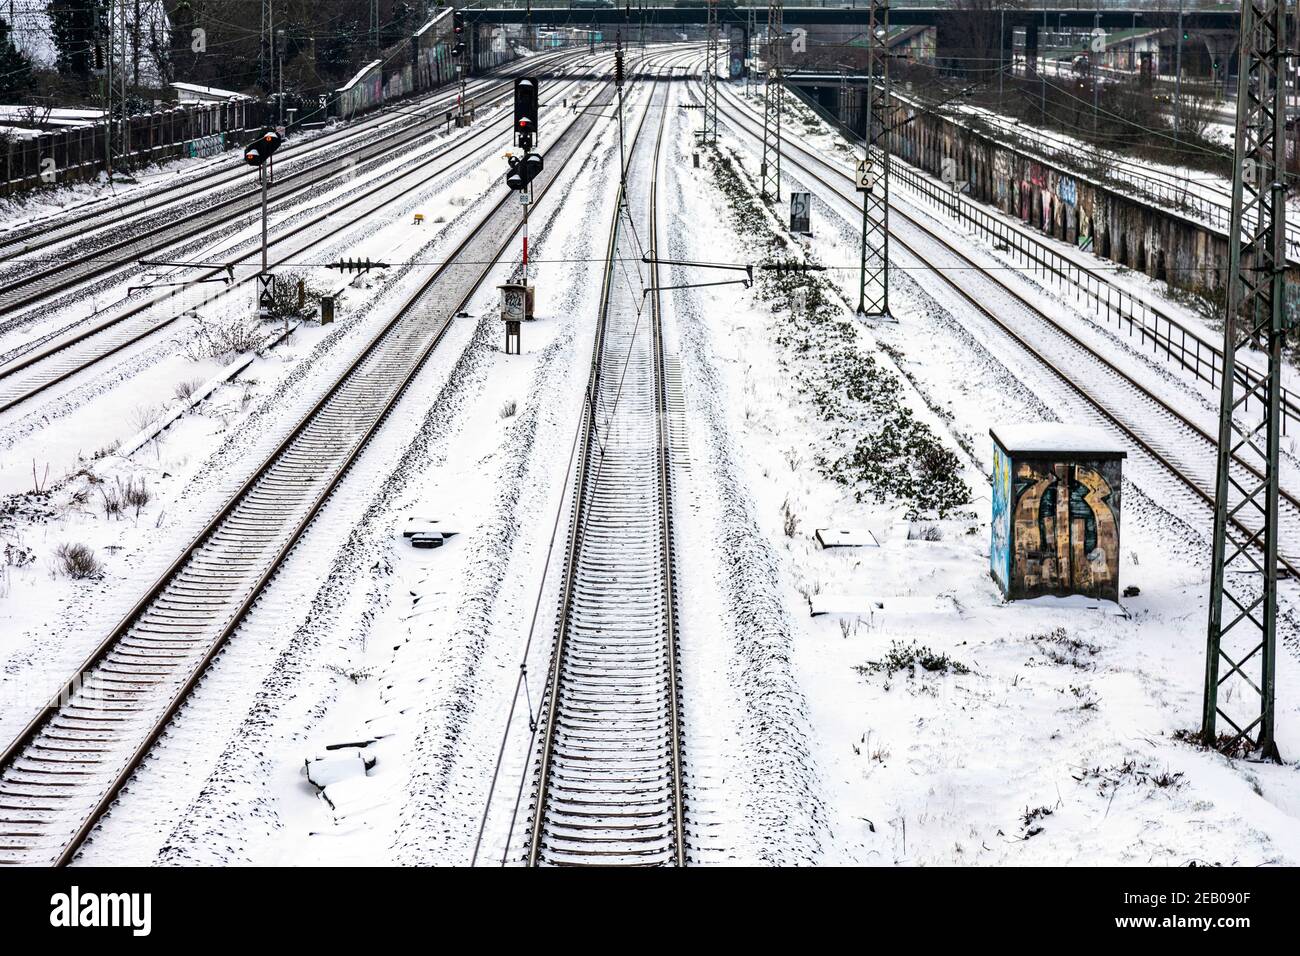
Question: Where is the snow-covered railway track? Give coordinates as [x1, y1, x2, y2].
[0, 73, 624, 867]
[713, 83, 1300, 578]
[0, 49, 583, 269]
[0, 52, 592, 320]
[0, 71, 593, 418]
[525, 72, 686, 867]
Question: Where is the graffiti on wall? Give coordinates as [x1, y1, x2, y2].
[1057, 175, 1077, 206]
[994, 153, 1010, 204]
[184, 132, 225, 158]
[1010, 459, 1121, 599]
[990, 445, 1012, 590]
[729, 27, 744, 78]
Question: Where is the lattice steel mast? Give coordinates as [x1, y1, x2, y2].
[759, 0, 783, 199]
[704, 0, 719, 144]
[857, 0, 891, 317]
[1203, 0, 1288, 760]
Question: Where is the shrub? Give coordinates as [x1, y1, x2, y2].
[707, 145, 972, 520]
[782, 498, 799, 538]
[100, 484, 122, 519]
[855, 640, 970, 677]
[174, 377, 205, 402]
[122, 477, 151, 517]
[56, 543, 103, 579]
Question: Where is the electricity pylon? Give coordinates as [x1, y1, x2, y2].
[857, 0, 891, 318]
[759, 0, 783, 200]
[1203, 0, 1288, 761]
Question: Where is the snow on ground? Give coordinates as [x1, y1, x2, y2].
[684, 80, 1300, 865]
[2, 56, 1299, 867]
[73, 69, 662, 865]
[0, 70, 602, 758]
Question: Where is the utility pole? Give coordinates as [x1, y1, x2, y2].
[704, 0, 719, 144]
[746, 7, 756, 99]
[276, 28, 285, 127]
[99, 2, 112, 177]
[999, 5, 1005, 110]
[857, 0, 890, 318]
[1174, 0, 1185, 144]
[1040, 7, 1047, 124]
[839, 68, 848, 130]
[261, 0, 272, 93]
[616, 33, 627, 182]
[117, 0, 127, 160]
[759, 0, 783, 199]
[1203, 0, 1288, 761]
[1092, 1, 1100, 137]
[132, 0, 140, 88]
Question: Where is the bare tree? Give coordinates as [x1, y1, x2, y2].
[944, 0, 1002, 80]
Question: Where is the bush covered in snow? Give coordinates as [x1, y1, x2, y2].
[855, 639, 970, 677]
[709, 150, 971, 519]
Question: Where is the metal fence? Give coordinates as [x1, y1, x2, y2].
[893, 158, 1300, 431]
[0, 99, 269, 197]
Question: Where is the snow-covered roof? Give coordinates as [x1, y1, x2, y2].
[170, 82, 249, 101]
[414, 8, 452, 39]
[991, 424, 1127, 458]
[338, 60, 383, 93]
[0, 106, 103, 121]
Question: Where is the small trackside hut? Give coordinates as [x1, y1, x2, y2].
[990, 424, 1127, 604]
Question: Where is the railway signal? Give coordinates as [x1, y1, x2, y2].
[790, 191, 811, 235]
[453, 11, 467, 57]
[243, 129, 281, 167]
[505, 152, 544, 192]
[244, 130, 283, 325]
[505, 78, 543, 352]
[515, 77, 540, 148]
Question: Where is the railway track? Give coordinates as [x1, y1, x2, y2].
[0, 48, 584, 282]
[0, 69, 600, 417]
[793, 91, 1300, 430]
[712, 82, 1300, 577]
[0, 70, 626, 868]
[525, 69, 686, 867]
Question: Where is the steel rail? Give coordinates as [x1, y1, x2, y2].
[0, 68, 624, 867]
[0, 48, 584, 270]
[0, 72, 595, 416]
[526, 68, 685, 867]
